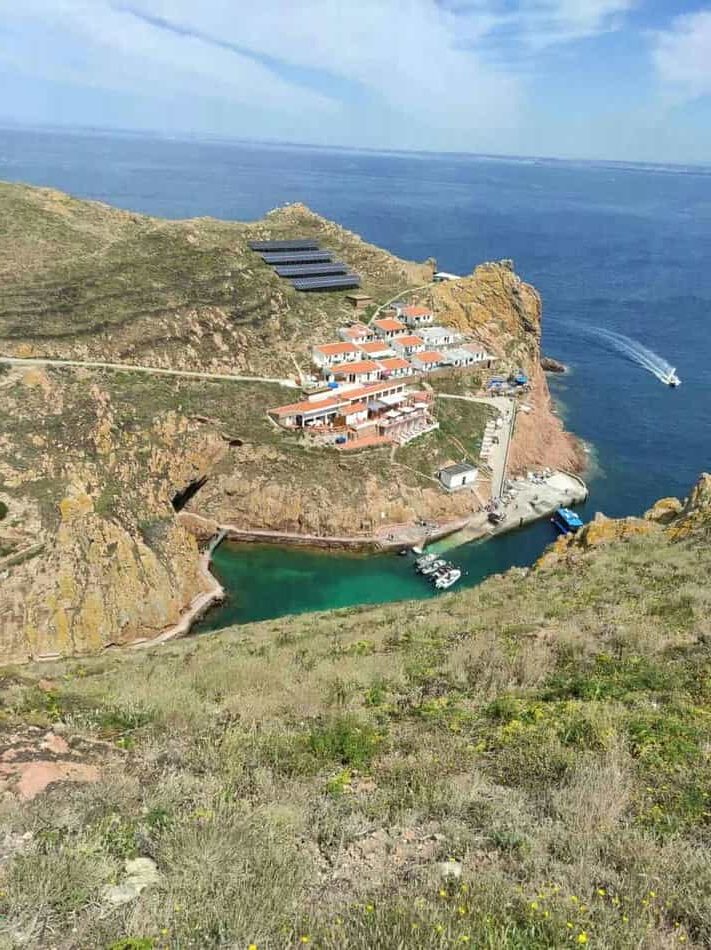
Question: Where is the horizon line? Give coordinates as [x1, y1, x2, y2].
[1, 117, 710, 174]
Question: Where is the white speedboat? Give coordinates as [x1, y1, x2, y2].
[434, 568, 462, 590]
[415, 553, 436, 572]
[662, 368, 681, 387]
[421, 558, 447, 576]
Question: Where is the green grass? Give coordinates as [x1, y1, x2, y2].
[1, 517, 710, 948]
[395, 397, 493, 477]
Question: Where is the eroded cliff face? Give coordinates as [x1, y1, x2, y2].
[432, 260, 542, 367]
[432, 261, 585, 474]
[0, 367, 227, 662]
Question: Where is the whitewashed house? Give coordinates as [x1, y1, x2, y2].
[400, 305, 434, 328]
[421, 326, 459, 348]
[439, 463, 478, 491]
[357, 340, 396, 359]
[312, 341, 360, 369]
[411, 350, 445, 373]
[378, 357, 415, 379]
[338, 323, 376, 344]
[326, 359, 382, 385]
[373, 317, 408, 340]
[391, 334, 426, 357]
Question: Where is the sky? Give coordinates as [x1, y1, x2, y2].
[0, 1, 710, 163]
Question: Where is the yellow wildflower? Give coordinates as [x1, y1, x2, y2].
[248, 945, 258, 950]
[300, 937, 310, 945]
[435, 924, 444, 934]
[365, 904, 374, 914]
[530, 901, 539, 911]
[439, 889, 447, 898]
[577, 934, 588, 945]
[596, 889, 606, 897]
[458, 906, 466, 916]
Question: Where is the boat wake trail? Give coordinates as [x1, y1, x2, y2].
[581, 326, 677, 385]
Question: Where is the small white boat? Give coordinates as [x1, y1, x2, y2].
[662, 368, 681, 387]
[421, 558, 447, 576]
[434, 568, 462, 590]
[415, 553, 436, 572]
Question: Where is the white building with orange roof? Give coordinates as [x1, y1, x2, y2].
[325, 359, 382, 385]
[372, 316, 407, 340]
[391, 334, 426, 357]
[378, 356, 415, 378]
[311, 341, 360, 369]
[421, 326, 459, 348]
[411, 350, 446, 372]
[400, 304, 434, 328]
[356, 339, 395, 359]
[338, 323, 376, 344]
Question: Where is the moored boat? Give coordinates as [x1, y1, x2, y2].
[415, 553, 437, 572]
[434, 567, 462, 590]
[421, 558, 447, 576]
[552, 507, 584, 535]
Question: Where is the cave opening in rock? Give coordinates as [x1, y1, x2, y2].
[171, 476, 208, 512]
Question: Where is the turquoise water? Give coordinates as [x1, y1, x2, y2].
[2, 129, 709, 628]
[200, 526, 548, 629]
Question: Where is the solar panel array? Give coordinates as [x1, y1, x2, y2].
[248, 239, 318, 251]
[261, 250, 333, 265]
[250, 237, 360, 292]
[274, 263, 348, 278]
[291, 274, 361, 292]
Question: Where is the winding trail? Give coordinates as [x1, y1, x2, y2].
[0, 356, 298, 388]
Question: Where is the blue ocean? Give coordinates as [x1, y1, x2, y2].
[2, 127, 709, 624]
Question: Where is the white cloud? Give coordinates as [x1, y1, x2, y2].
[113, 1, 524, 133]
[509, 0, 636, 49]
[0, 0, 337, 115]
[653, 10, 711, 99]
[0, 0, 642, 152]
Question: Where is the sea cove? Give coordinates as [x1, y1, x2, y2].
[1, 130, 710, 639]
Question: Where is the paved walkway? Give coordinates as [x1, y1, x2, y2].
[0, 356, 298, 388]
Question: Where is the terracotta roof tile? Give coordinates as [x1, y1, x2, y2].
[373, 318, 406, 332]
[313, 341, 359, 356]
[332, 359, 381, 375]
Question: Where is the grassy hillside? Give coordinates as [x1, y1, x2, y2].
[0, 183, 431, 375]
[1, 478, 709, 949]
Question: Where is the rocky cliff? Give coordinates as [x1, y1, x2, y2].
[431, 260, 585, 473]
[0, 183, 582, 661]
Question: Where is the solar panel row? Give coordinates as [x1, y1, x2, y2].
[274, 263, 348, 278]
[261, 250, 333, 264]
[248, 239, 318, 251]
[291, 274, 361, 292]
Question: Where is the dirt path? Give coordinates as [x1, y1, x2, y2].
[0, 356, 298, 388]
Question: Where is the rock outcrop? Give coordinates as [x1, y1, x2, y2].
[537, 473, 711, 568]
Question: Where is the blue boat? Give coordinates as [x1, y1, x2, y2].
[552, 507, 584, 535]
